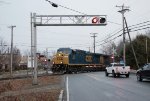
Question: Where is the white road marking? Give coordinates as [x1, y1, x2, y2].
[58, 90, 64, 101]
[66, 76, 69, 101]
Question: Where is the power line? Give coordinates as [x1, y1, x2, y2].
[128, 23, 150, 31]
[45, 0, 86, 15]
[96, 20, 150, 45]
[107, 21, 122, 25]
[128, 20, 150, 28]
[96, 34, 122, 46]
[96, 28, 123, 44]
[45, 0, 150, 51]
[96, 26, 150, 47]
[45, 0, 123, 26]
[129, 26, 150, 33]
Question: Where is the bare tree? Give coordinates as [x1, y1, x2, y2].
[101, 39, 116, 55]
[13, 46, 21, 70]
[0, 37, 21, 71]
[0, 37, 9, 71]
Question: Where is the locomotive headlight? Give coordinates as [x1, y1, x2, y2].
[60, 62, 63, 64]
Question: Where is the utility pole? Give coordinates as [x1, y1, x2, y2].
[116, 4, 129, 66]
[46, 48, 49, 74]
[146, 34, 148, 64]
[90, 33, 98, 53]
[8, 25, 16, 76]
[112, 47, 115, 63]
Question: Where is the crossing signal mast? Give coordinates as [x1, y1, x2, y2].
[31, 0, 107, 85]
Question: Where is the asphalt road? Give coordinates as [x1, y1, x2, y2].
[66, 72, 150, 101]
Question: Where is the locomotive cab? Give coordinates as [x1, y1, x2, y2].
[52, 51, 69, 73]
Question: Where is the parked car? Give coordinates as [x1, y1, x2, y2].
[105, 63, 130, 78]
[136, 63, 150, 81]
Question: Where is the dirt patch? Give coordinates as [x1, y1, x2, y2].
[1, 90, 60, 101]
[0, 75, 63, 101]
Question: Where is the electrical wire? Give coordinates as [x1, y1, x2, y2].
[128, 20, 150, 28]
[45, 0, 150, 48]
[96, 34, 122, 46]
[129, 27, 150, 33]
[45, 0, 123, 26]
[96, 26, 150, 47]
[96, 20, 150, 45]
[96, 29, 123, 43]
[45, 0, 86, 15]
[128, 23, 150, 31]
[11, 20, 150, 50]
[107, 21, 122, 25]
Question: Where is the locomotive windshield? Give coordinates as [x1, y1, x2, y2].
[57, 48, 72, 54]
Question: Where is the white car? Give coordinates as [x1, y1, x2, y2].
[105, 63, 130, 78]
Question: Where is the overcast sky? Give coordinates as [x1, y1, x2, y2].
[0, 0, 150, 55]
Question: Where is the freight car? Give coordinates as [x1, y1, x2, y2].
[52, 48, 110, 73]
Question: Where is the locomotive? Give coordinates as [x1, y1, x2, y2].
[52, 48, 110, 73]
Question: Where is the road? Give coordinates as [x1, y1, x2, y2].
[66, 72, 150, 101]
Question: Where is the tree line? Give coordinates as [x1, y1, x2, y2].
[102, 31, 150, 69]
[0, 37, 21, 72]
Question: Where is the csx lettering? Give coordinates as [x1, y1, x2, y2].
[57, 57, 63, 60]
[86, 56, 92, 62]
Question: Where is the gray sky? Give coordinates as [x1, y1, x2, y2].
[0, 0, 150, 55]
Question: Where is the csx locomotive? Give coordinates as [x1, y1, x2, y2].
[52, 48, 110, 73]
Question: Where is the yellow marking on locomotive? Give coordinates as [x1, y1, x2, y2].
[86, 55, 92, 62]
[52, 53, 69, 64]
[57, 57, 63, 60]
[63, 55, 69, 64]
[100, 56, 104, 64]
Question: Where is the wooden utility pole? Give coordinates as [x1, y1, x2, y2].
[90, 33, 98, 53]
[116, 4, 130, 66]
[8, 25, 16, 76]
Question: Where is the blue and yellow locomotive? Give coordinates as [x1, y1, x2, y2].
[52, 48, 110, 73]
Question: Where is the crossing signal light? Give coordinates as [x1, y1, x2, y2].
[92, 17, 106, 24]
[100, 18, 106, 23]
